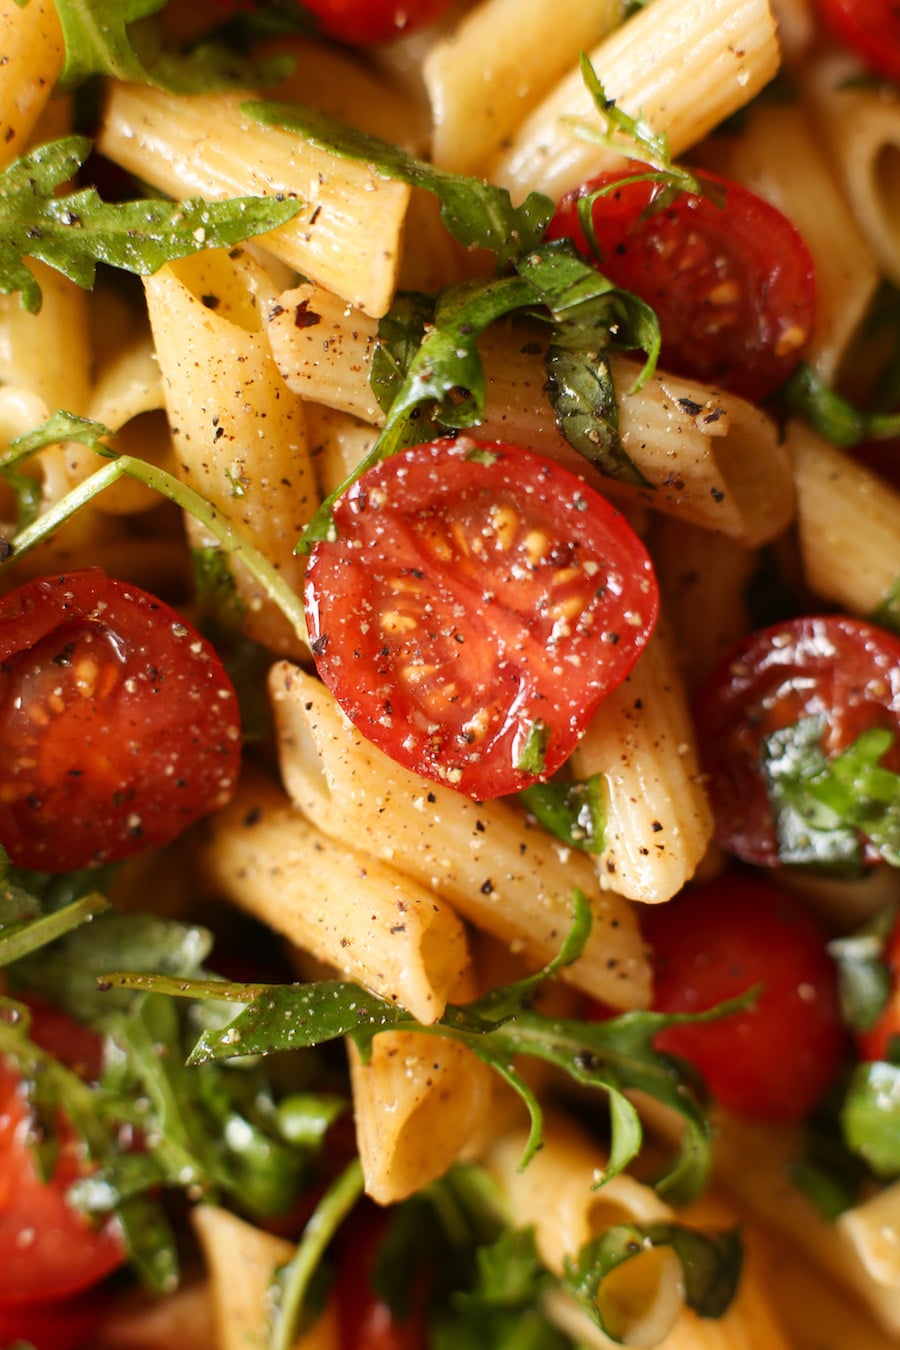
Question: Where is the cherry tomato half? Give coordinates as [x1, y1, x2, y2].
[300, 0, 454, 45]
[694, 615, 900, 868]
[545, 166, 816, 402]
[0, 1294, 104, 1350]
[0, 569, 241, 872]
[856, 913, 900, 1063]
[335, 1203, 428, 1350]
[641, 872, 846, 1120]
[0, 1001, 126, 1306]
[815, 0, 900, 82]
[304, 437, 659, 799]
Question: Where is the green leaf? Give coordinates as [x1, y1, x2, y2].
[872, 575, 900, 637]
[841, 1060, 900, 1177]
[0, 136, 305, 313]
[371, 291, 436, 414]
[563, 1222, 741, 1339]
[243, 101, 553, 268]
[780, 362, 900, 448]
[828, 904, 898, 1033]
[519, 775, 606, 854]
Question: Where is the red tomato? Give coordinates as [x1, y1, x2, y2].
[545, 166, 816, 402]
[304, 437, 659, 799]
[694, 615, 900, 867]
[300, 0, 454, 44]
[0, 568, 241, 872]
[641, 872, 846, 1120]
[0, 1293, 103, 1350]
[336, 1203, 428, 1350]
[856, 914, 900, 1063]
[0, 1002, 126, 1306]
[815, 0, 900, 82]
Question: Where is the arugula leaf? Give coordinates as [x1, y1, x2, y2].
[0, 136, 304, 313]
[243, 100, 553, 268]
[53, 0, 294, 94]
[371, 291, 436, 414]
[564, 1222, 741, 1337]
[519, 775, 606, 854]
[781, 362, 900, 448]
[762, 716, 900, 874]
[841, 1060, 900, 1177]
[828, 904, 898, 1034]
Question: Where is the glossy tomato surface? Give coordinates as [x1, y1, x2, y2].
[301, 0, 454, 44]
[305, 437, 659, 799]
[0, 1002, 125, 1306]
[856, 913, 900, 1063]
[0, 568, 241, 872]
[642, 872, 846, 1120]
[694, 615, 900, 867]
[545, 166, 816, 402]
[815, 0, 900, 81]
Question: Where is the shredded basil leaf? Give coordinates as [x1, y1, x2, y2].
[519, 776, 606, 854]
[841, 1061, 900, 1178]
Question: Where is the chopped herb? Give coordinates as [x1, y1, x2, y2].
[519, 776, 606, 854]
[841, 1061, 900, 1177]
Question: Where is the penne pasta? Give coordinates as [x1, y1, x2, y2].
[0, 0, 65, 172]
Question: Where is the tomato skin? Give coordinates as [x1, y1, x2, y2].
[640, 873, 846, 1121]
[299, 0, 454, 45]
[856, 915, 900, 1063]
[815, 0, 900, 82]
[0, 1000, 126, 1307]
[336, 1204, 428, 1350]
[0, 568, 241, 872]
[545, 166, 816, 402]
[0, 1294, 104, 1350]
[694, 615, 900, 868]
[305, 437, 659, 800]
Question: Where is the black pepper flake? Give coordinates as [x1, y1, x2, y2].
[201, 294, 221, 310]
[243, 807, 263, 828]
[311, 634, 328, 656]
[480, 879, 494, 895]
[710, 486, 726, 502]
[677, 397, 703, 416]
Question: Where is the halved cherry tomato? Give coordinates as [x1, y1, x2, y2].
[856, 913, 900, 1063]
[641, 872, 846, 1120]
[0, 1293, 104, 1350]
[694, 615, 900, 868]
[815, 0, 900, 82]
[304, 437, 659, 799]
[335, 1203, 428, 1350]
[299, 0, 454, 45]
[545, 166, 816, 402]
[0, 1000, 126, 1306]
[0, 568, 241, 872]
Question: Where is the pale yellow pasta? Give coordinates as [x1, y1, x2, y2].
[198, 770, 470, 1024]
[570, 621, 714, 905]
[192, 1205, 339, 1350]
[760, 1235, 900, 1350]
[484, 0, 781, 203]
[98, 84, 411, 317]
[0, 261, 91, 416]
[768, 0, 817, 66]
[269, 661, 651, 1010]
[348, 1016, 495, 1204]
[486, 1111, 685, 1348]
[788, 419, 900, 618]
[838, 1179, 900, 1293]
[0, 0, 64, 172]
[802, 49, 900, 288]
[422, 0, 626, 174]
[695, 98, 880, 382]
[305, 404, 380, 498]
[267, 286, 796, 547]
[94, 1281, 218, 1350]
[144, 248, 315, 657]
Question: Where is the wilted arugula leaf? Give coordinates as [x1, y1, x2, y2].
[841, 1060, 900, 1177]
[0, 410, 115, 530]
[564, 1222, 741, 1337]
[244, 100, 553, 267]
[372, 291, 436, 414]
[53, 0, 293, 94]
[828, 904, 898, 1034]
[519, 775, 606, 854]
[781, 362, 900, 448]
[0, 136, 304, 313]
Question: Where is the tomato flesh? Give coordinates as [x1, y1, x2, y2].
[0, 1001, 125, 1306]
[815, 0, 900, 81]
[336, 1203, 428, 1350]
[305, 438, 659, 799]
[641, 872, 846, 1120]
[0, 569, 241, 872]
[300, 0, 454, 45]
[694, 615, 900, 867]
[545, 166, 816, 402]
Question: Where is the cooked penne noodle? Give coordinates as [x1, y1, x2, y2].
[98, 84, 412, 317]
[484, 0, 780, 202]
[570, 621, 714, 904]
[0, 0, 65, 172]
[838, 1180, 900, 1293]
[94, 1282, 218, 1350]
[198, 770, 470, 1024]
[788, 420, 900, 618]
[269, 661, 652, 1010]
[695, 98, 880, 382]
[145, 249, 315, 657]
[422, 0, 625, 174]
[267, 286, 795, 547]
